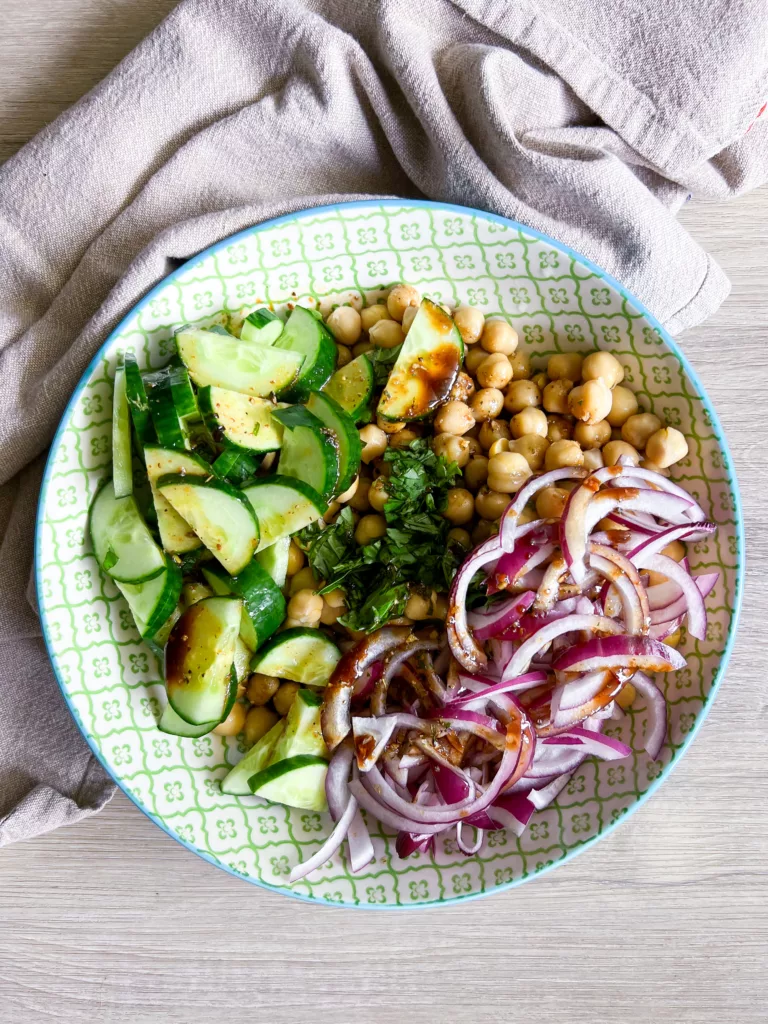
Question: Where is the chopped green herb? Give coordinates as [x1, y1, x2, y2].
[103, 545, 118, 572]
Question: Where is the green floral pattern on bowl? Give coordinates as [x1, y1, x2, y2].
[35, 201, 743, 908]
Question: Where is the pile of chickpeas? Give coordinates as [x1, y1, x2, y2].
[222, 283, 691, 746]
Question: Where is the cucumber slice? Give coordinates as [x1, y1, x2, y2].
[198, 385, 285, 453]
[144, 370, 187, 450]
[256, 535, 290, 588]
[201, 560, 285, 652]
[112, 363, 133, 498]
[182, 580, 214, 607]
[176, 328, 302, 397]
[157, 474, 260, 575]
[234, 637, 251, 684]
[165, 597, 242, 725]
[144, 446, 210, 555]
[270, 688, 327, 762]
[89, 479, 166, 584]
[158, 703, 218, 738]
[117, 558, 182, 639]
[274, 406, 339, 501]
[168, 364, 200, 424]
[241, 476, 324, 552]
[240, 308, 284, 346]
[305, 391, 362, 497]
[211, 448, 260, 485]
[250, 627, 341, 687]
[248, 755, 328, 812]
[323, 353, 374, 423]
[377, 298, 463, 421]
[275, 306, 336, 401]
[124, 352, 154, 445]
[220, 719, 285, 795]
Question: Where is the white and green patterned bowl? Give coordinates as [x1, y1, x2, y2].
[35, 201, 744, 908]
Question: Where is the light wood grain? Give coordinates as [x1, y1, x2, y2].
[1, 6, 767, 1023]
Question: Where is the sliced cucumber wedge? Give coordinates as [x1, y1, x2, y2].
[157, 474, 260, 575]
[323, 353, 374, 423]
[305, 391, 362, 497]
[144, 369, 188, 450]
[112, 363, 133, 498]
[211, 448, 260, 485]
[144, 445, 210, 554]
[256, 535, 291, 588]
[167, 363, 200, 424]
[274, 405, 339, 501]
[377, 298, 463, 421]
[275, 306, 336, 401]
[241, 476, 324, 552]
[89, 479, 166, 584]
[165, 596, 242, 725]
[220, 719, 285, 795]
[124, 352, 155, 446]
[176, 328, 302, 397]
[117, 558, 182, 639]
[202, 559, 285, 652]
[158, 702, 219, 738]
[270, 688, 327, 762]
[234, 637, 251, 685]
[250, 627, 341, 687]
[198, 386, 285, 453]
[248, 754, 328, 812]
[240, 307, 284, 346]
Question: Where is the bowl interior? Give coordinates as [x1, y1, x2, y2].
[36, 201, 742, 908]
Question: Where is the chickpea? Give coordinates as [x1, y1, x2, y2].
[326, 305, 362, 346]
[287, 588, 323, 626]
[547, 352, 583, 381]
[355, 514, 386, 546]
[273, 682, 301, 717]
[348, 476, 372, 511]
[431, 593, 449, 620]
[453, 305, 485, 345]
[432, 432, 471, 468]
[610, 427, 623, 442]
[447, 527, 472, 550]
[434, 400, 475, 436]
[353, 339, 373, 357]
[475, 486, 510, 520]
[640, 458, 670, 477]
[662, 540, 686, 562]
[476, 353, 513, 390]
[511, 407, 548, 439]
[582, 447, 605, 471]
[359, 424, 388, 463]
[472, 519, 494, 544]
[582, 351, 624, 389]
[479, 418, 511, 450]
[369, 319, 405, 349]
[504, 379, 541, 414]
[389, 426, 421, 449]
[602, 440, 640, 466]
[547, 414, 573, 443]
[569, 379, 613, 424]
[243, 706, 279, 747]
[376, 416, 405, 434]
[536, 485, 569, 519]
[465, 436, 482, 457]
[289, 566, 319, 596]
[470, 387, 504, 421]
[543, 378, 573, 415]
[481, 319, 518, 355]
[615, 683, 636, 710]
[368, 475, 390, 511]
[320, 599, 341, 625]
[463, 455, 489, 491]
[449, 371, 475, 403]
[573, 419, 611, 449]
[487, 451, 532, 493]
[531, 371, 549, 391]
[621, 412, 662, 449]
[213, 701, 247, 737]
[464, 346, 489, 376]
[607, 385, 639, 428]
[401, 304, 419, 335]
[335, 344, 352, 368]
[508, 349, 531, 380]
[405, 590, 431, 620]
[443, 487, 475, 525]
[645, 427, 689, 468]
[336, 477, 359, 505]
[360, 303, 390, 331]
[285, 541, 305, 577]
[510, 434, 549, 472]
[488, 438, 510, 457]
[247, 673, 280, 706]
[544, 439, 584, 471]
[387, 284, 420, 322]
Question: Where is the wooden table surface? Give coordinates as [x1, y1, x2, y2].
[1, 3, 767, 1022]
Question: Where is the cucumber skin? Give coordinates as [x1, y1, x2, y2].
[249, 626, 341, 687]
[124, 352, 155, 445]
[276, 308, 336, 403]
[202, 560, 285, 652]
[305, 390, 362, 497]
[198, 386, 283, 455]
[275, 405, 339, 502]
[145, 371, 187, 450]
[117, 557, 182, 641]
[248, 754, 328, 793]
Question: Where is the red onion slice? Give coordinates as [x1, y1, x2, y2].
[395, 831, 434, 858]
[528, 773, 572, 810]
[552, 634, 686, 674]
[371, 639, 438, 716]
[501, 613, 625, 681]
[455, 821, 484, 854]
[633, 553, 707, 640]
[468, 591, 536, 642]
[499, 467, 587, 552]
[631, 671, 667, 760]
[289, 793, 359, 883]
[352, 715, 400, 772]
[447, 534, 503, 671]
[542, 725, 632, 760]
[325, 743, 355, 821]
[628, 522, 717, 562]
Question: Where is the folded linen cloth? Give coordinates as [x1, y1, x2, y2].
[1, 0, 766, 845]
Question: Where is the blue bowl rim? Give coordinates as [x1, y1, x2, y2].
[34, 198, 745, 910]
